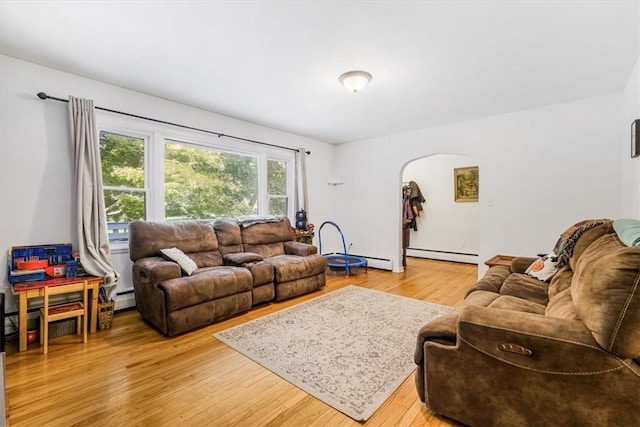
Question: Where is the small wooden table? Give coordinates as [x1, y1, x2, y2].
[12, 276, 102, 352]
[484, 255, 516, 268]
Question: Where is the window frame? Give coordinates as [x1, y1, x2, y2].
[265, 156, 294, 218]
[97, 125, 152, 249]
[96, 112, 296, 247]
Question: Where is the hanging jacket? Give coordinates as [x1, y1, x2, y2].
[408, 181, 425, 215]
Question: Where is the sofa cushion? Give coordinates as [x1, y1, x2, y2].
[189, 251, 224, 269]
[545, 287, 578, 320]
[572, 233, 640, 359]
[130, 220, 220, 261]
[213, 218, 242, 245]
[488, 295, 546, 315]
[275, 273, 326, 301]
[547, 266, 573, 299]
[267, 254, 327, 283]
[240, 217, 295, 245]
[160, 267, 252, 311]
[244, 242, 286, 259]
[166, 291, 252, 336]
[160, 247, 198, 275]
[213, 218, 244, 256]
[464, 266, 511, 298]
[499, 274, 549, 306]
[567, 222, 613, 271]
[553, 219, 611, 268]
[459, 290, 500, 308]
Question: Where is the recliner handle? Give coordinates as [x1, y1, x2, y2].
[498, 343, 533, 357]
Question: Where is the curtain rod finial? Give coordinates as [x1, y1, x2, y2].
[37, 92, 48, 100]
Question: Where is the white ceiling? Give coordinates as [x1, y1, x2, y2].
[1, 1, 638, 144]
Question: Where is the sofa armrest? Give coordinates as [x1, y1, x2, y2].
[132, 256, 181, 287]
[510, 256, 538, 274]
[223, 252, 263, 266]
[284, 241, 318, 256]
[414, 311, 459, 364]
[456, 305, 621, 373]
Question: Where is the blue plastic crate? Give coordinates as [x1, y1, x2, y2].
[8, 270, 46, 284]
[7, 243, 73, 283]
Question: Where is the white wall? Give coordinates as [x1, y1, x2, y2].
[333, 94, 625, 274]
[402, 154, 478, 262]
[620, 55, 640, 217]
[1, 52, 637, 315]
[0, 55, 335, 314]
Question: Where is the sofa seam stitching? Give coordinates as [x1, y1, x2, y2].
[460, 319, 603, 351]
[608, 270, 640, 352]
[617, 358, 640, 379]
[458, 335, 625, 375]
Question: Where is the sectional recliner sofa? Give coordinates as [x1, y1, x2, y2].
[414, 221, 640, 426]
[129, 217, 327, 336]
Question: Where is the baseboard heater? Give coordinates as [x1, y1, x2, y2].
[406, 248, 478, 265]
[325, 252, 393, 271]
[115, 288, 136, 311]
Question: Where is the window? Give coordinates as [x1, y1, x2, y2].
[164, 142, 258, 220]
[98, 114, 295, 245]
[267, 159, 289, 216]
[100, 131, 147, 243]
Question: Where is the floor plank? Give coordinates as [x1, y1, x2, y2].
[4, 258, 476, 426]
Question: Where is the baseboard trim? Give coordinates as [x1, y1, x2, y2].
[406, 248, 478, 264]
[325, 253, 393, 271]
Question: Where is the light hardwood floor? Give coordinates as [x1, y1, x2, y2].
[4, 258, 476, 426]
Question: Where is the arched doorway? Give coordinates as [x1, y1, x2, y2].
[401, 153, 479, 267]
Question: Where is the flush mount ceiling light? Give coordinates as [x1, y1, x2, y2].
[339, 70, 372, 93]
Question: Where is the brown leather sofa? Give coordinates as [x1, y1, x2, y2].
[129, 217, 327, 336]
[213, 217, 327, 302]
[414, 222, 640, 426]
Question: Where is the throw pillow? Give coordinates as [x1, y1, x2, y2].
[525, 253, 559, 282]
[160, 247, 198, 276]
[613, 218, 640, 246]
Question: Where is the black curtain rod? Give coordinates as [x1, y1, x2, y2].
[37, 92, 310, 155]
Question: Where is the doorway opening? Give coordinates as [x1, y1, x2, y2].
[401, 153, 479, 266]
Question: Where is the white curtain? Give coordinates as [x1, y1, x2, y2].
[68, 96, 119, 298]
[295, 148, 308, 212]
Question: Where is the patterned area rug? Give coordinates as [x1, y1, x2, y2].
[214, 285, 452, 421]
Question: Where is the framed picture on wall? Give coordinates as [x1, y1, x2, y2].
[454, 166, 479, 202]
[632, 119, 639, 158]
